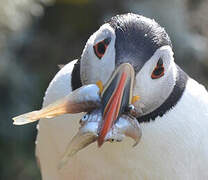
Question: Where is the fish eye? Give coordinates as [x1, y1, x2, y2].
[82, 114, 89, 121]
[79, 114, 89, 125]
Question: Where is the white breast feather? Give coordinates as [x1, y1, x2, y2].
[36, 62, 208, 179]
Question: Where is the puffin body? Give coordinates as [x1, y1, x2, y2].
[34, 14, 208, 179]
[36, 60, 208, 180]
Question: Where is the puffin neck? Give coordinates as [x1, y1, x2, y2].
[71, 59, 82, 91]
[138, 66, 188, 123]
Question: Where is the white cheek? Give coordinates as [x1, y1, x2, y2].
[134, 60, 155, 110]
[133, 46, 176, 114]
[80, 24, 116, 85]
[98, 43, 116, 85]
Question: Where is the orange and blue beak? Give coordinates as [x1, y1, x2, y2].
[98, 63, 135, 147]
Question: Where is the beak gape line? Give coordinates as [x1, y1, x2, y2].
[98, 63, 135, 147]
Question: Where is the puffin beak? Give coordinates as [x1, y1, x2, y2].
[98, 63, 135, 147]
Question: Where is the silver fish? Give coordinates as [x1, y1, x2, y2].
[58, 108, 142, 169]
[13, 84, 101, 125]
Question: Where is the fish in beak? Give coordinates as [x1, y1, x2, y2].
[12, 84, 101, 125]
[98, 63, 135, 146]
[12, 63, 136, 128]
[59, 109, 142, 169]
[13, 62, 142, 169]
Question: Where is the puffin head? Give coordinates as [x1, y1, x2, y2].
[13, 13, 187, 149]
[79, 13, 181, 146]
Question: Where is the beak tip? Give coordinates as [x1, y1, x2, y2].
[97, 137, 104, 147]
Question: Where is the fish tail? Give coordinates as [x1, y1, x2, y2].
[13, 110, 41, 125]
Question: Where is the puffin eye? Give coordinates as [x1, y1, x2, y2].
[151, 58, 165, 79]
[93, 38, 110, 59]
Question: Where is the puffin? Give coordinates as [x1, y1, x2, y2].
[15, 13, 208, 179]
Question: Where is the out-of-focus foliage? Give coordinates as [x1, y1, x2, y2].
[57, 0, 93, 5]
[0, 0, 208, 179]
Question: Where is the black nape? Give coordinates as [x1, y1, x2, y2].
[71, 59, 82, 91]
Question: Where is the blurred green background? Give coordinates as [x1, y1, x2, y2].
[0, 0, 208, 179]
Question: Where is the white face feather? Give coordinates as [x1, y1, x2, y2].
[80, 24, 116, 85]
[133, 46, 177, 115]
[80, 23, 177, 115]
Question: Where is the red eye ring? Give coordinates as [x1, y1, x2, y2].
[93, 38, 110, 59]
[151, 58, 165, 79]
